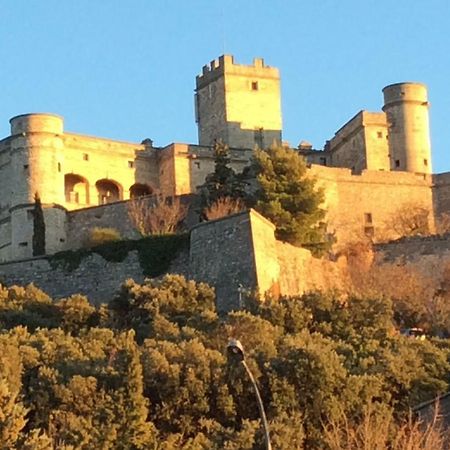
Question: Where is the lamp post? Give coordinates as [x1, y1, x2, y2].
[227, 339, 272, 450]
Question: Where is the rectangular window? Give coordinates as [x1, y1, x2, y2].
[377, 131, 383, 138]
[424, 159, 428, 166]
[251, 81, 259, 91]
[254, 128, 264, 148]
[364, 213, 373, 224]
[19, 241, 28, 247]
[83, 153, 89, 161]
[57, 162, 62, 172]
[128, 161, 134, 168]
[395, 159, 400, 168]
[364, 226, 374, 237]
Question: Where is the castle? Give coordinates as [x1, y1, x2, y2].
[0, 54, 449, 263]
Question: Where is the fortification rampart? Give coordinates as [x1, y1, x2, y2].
[0, 211, 449, 312]
[433, 172, 450, 219]
[0, 252, 146, 305]
[309, 165, 434, 243]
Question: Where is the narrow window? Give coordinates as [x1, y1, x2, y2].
[395, 159, 400, 168]
[128, 161, 134, 168]
[251, 81, 259, 91]
[424, 159, 428, 166]
[57, 162, 61, 172]
[377, 131, 383, 138]
[254, 128, 264, 148]
[19, 241, 28, 247]
[364, 213, 373, 224]
[83, 153, 89, 161]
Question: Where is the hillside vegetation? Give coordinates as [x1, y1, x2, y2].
[0, 276, 449, 449]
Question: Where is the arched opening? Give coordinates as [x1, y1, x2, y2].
[130, 183, 153, 198]
[96, 179, 121, 205]
[65, 174, 89, 204]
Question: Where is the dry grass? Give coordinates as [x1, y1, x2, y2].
[323, 405, 446, 450]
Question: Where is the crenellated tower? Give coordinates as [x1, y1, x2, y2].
[195, 55, 282, 149]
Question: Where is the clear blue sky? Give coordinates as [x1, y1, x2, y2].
[1, 0, 449, 172]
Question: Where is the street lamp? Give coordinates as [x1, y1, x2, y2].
[227, 339, 272, 450]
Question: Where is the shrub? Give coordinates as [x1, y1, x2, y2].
[86, 227, 121, 247]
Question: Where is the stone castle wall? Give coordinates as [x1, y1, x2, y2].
[433, 172, 450, 220]
[310, 165, 435, 245]
[189, 211, 258, 313]
[0, 211, 449, 312]
[0, 252, 146, 305]
[66, 201, 141, 250]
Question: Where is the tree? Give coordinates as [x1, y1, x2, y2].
[200, 142, 247, 218]
[203, 197, 245, 221]
[384, 203, 431, 238]
[128, 193, 188, 236]
[32, 193, 45, 256]
[250, 145, 331, 254]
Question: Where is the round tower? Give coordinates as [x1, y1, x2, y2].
[9, 113, 67, 259]
[382, 83, 432, 173]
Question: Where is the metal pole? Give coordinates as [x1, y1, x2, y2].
[242, 360, 272, 450]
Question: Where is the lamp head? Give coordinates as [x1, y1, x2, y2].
[227, 339, 245, 361]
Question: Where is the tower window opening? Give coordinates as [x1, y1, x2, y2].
[424, 159, 428, 166]
[128, 161, 134, 168]
[364, 213, 373, 224]
[254, 128, 264, 149]
[377, 131, 383, 138]
[57, 162, 62, 172]
[19, 241, 28, 247]
[83, 153, 89, 161]
[395, 159, 400, 168]
[251, 81, 259, 91]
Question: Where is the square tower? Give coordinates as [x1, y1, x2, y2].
[195, 55, 282, 149]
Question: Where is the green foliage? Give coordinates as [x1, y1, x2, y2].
[200, 142, 247, 216]
[47, 233, 189, 276]
[32, 193, 46, 257]
[86, 227, 121, 247]
[251, 145, 332, 255]
[0, 278, 449, 448]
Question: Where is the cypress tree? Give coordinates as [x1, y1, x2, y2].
[32, 193, 46, 256]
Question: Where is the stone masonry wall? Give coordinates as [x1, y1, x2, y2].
[189, 210, 258, 313]
[67, 200, 141, 249]
[0, 246, 189, 305]
[0, 252, 145, 305]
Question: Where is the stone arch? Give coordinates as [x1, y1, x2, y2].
[129, 183, 153, 198]
[96, 179, 122, 205]
[65, 174, 89, 204]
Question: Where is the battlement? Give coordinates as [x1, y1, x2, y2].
[196, 54, 279, 89]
